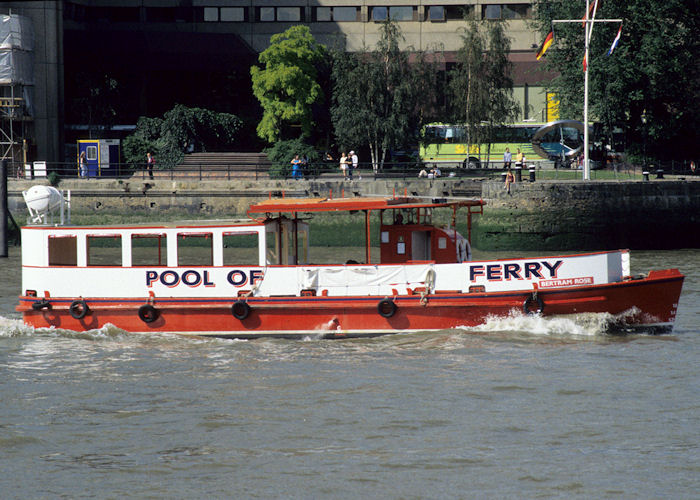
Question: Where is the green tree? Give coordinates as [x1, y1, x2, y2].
[332, 20, 438, 170]
[448, 17, 518, 166]
[531, 0, 700, 161]
[122, 105, 242, 168]
[483, 21, 520, 162]
[251, 25, 327, 143]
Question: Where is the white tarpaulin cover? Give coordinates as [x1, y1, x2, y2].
[0, 15, 34, 85]
[0, 15, 34, 51]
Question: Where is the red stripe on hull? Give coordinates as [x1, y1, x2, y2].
[18, 271, 684, 338]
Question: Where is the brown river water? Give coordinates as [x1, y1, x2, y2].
[1, 248, 698, 498]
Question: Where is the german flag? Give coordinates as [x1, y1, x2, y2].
[536, 31, 554, 60]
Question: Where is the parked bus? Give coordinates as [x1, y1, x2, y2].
[420, 122, 544, 168]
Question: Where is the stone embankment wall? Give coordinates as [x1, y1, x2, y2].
[7, 177, 483, 216]
[476, 179, 700, 250]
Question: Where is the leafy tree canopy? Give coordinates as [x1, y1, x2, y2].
[448, 17, 519, 160]
[251, 25, 327, 143]
[331, 20, 440, 169]
[122, 104, 242, 168]
[532, 0, 700, 160]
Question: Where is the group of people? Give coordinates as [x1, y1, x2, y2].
[418, 166, 441, 178]
[503, 147, 525, 169]
[338, 150, 358, 180]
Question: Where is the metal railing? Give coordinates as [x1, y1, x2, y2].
[6, 159, 699, 182]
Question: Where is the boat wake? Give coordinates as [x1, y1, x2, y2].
[459, 310, 622, 339]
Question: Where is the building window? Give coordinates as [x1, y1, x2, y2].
[445, 5, 473, 20]
[204, 7, 218, 22]
[483, 5, 502, 20]
[315, 7, 331, 21]
[277, 7, 301, 22]
[428, 6, 445, 22]
[220, 7, 245, 22]
[483, 4, 530, 20]
[333, 7, 358, 22]
[390, 6, 414, 21]
[259, 7, 275, 22]
[372, 6, 387, 22]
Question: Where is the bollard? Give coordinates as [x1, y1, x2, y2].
[0, 160, 7, 257]
[642, 171, 649, 181]
[656, 169, 664, 179]
[514, 166, 522, 182]
[529, 166, 536, 182]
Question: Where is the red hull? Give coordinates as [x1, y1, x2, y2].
[18, 269, 683, 338]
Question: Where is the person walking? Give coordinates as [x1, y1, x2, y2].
[146, 152, 155, 180]
[79, 151, 87, 178]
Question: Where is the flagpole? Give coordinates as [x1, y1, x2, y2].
[550, 11, 622, 181]
[583, 0, 590, 180]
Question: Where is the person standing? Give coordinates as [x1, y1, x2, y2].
[349, 150, 358, 180]
[515, 148, 523, 168]
[339, 152, 348, 180]
[146, 152, 155, 180]
[290, 154, 302, 180]
[503, 147, 512, 169]
[504, 168, 515, 194]
[79, 151, 87, 178]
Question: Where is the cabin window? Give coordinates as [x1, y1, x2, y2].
[177, 233, 213, 267]
[223, 232, 259, 266]
[266, 227, 279, 265]
[87, 235, 122, 266]
[48, 236, 77, 266]
[132, 234, 166, 266]
[438, 237, 447, 249]
[86, 146, 98, 161]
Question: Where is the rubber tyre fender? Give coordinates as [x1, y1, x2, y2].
[377, 299, 397, 318]
[231, 300, 251, 320]
[138, 304, 159, 323]
[69, 299, 89, 320]
[523, 295, 545, 315]
[32, 299, 52, 310]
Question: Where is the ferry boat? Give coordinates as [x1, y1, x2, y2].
[17, 195, 684, 338]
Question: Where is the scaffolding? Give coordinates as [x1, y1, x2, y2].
[0, 13, 33, 166]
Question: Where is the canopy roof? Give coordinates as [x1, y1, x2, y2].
[247, 196, 484, 216]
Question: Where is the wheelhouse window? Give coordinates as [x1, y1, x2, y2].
[223, 232, 259, 266]
[87, 235, 122, 267]
[177, 233, 213, 267]
[48, 236, 77, 267]
[132, 234, 166, 267]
